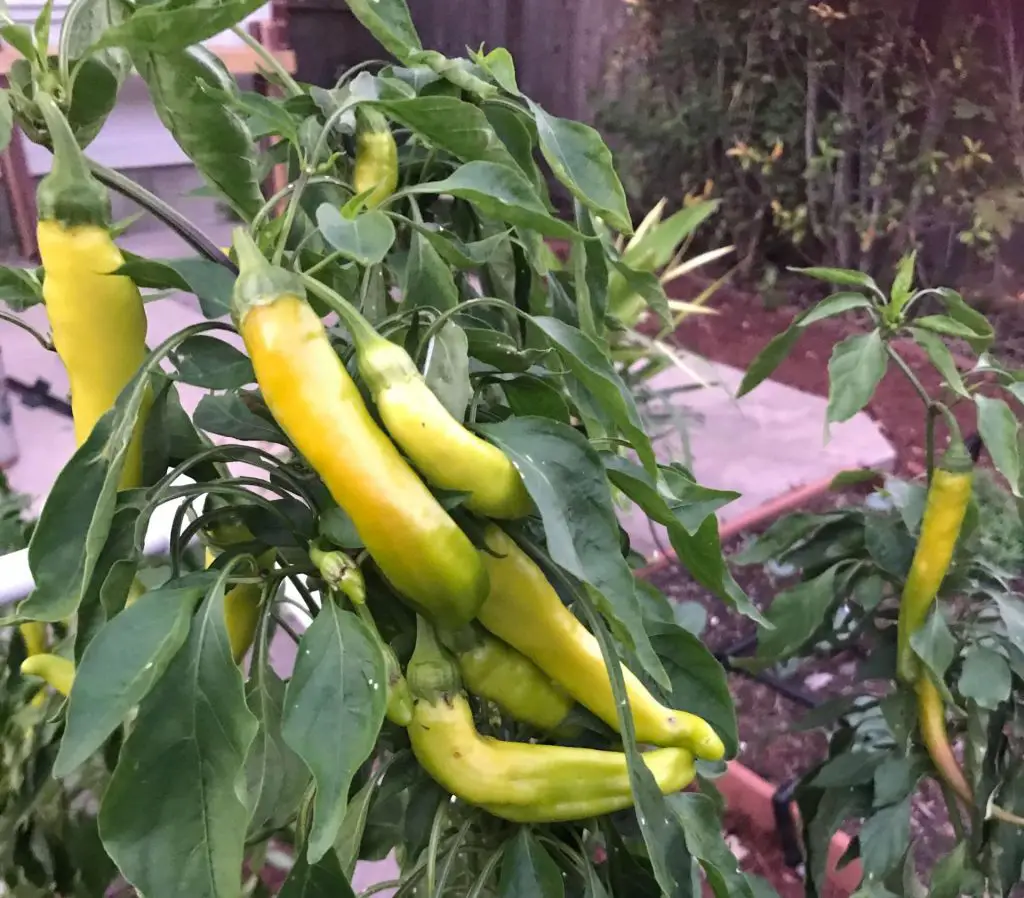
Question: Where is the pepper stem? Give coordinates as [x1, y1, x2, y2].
[231, 228, 306, 323]
[408, 615, 460, 701]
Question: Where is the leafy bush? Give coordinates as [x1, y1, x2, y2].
[600, 0, 1024, 284]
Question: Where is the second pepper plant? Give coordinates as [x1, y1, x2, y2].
[0, 0, 760, 895]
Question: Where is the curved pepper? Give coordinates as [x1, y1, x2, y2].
[353, 107, 398, 209]
[35, 92, 151, 490]
[231, 230, 487, 629]
[438, 623, 574, 732]
[916, 675, 972, 804]
[476, 525, 724, 760]
[305, 278, 531, 520]
[406, 617, 695, 822]
[21, 653, 75, 697]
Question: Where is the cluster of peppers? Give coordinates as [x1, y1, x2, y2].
[18, 95, 724, 823]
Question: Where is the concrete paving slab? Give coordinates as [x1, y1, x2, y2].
[618, 355, 896, 560]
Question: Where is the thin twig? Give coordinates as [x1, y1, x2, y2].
[885, 343, 933, 410]
[0, 311, 53, 351]
[230, 24, 303, 98]
[89, 163, 237, 272]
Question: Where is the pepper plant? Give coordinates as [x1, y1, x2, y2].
[737, 257, 1024, 895]
[0, 1, 766, 896]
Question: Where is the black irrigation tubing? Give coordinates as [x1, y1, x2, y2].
[6, 375, 72, 417]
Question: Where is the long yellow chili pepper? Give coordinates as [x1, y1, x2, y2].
[21, 654, 75, 698]
[231, 230, 487, 629]
[476, 525, 724, 760]
[35, 92, 150, 490]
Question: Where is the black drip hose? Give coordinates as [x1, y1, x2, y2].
[6, 376, 72, 417]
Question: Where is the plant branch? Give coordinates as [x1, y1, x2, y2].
[89, 163, 237, 272]
[230, 25, 302, 98]
[0, 311, 53, 351]
[885, 342, 933, 410]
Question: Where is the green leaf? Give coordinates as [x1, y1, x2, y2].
[404, 161, 578, 239]
[423, 322, 471, 420]
[976, 395, 1021, 498]
[528, 100, 631, 234]
[375, 96, 517, 167]
[648, 620, 738, 758]
[913, 314, 988, 346]
[133, 47, 264, 220]
[995, 594, 1024, 647]
[409, 223, 510, 269]
[890, 252, 917, 309]
[62, 0, 132, 83]
[499, 829, 565, 898]
[19, 362, 152, 623]
[171, 335, 254, 389]
[873, 757, 922, 808]
[245, 643, 309, 837]
[859, 796, 912, 879]
[578, 596, 694, 898]
[473, 47, 519, 95]
[864, 512, 915, 578]
[278, 851, 356, 898]
[343, 0, 422, 61]
[958, 645, 1011, 710]
[625, 201, 718, 271]
[193, 393, 288, 444]
[754, 567, 837, 663]
[98, 0, 265, 50]
[99, 582, 258, 898]
[316, 206, 397, 266]
[55, 574, 213, 777]
[404, 230, 459, 311]
[930, 843, 978, 898]
[813, 751, 885, 787]
[282, 602, 387, 863]
[935, 288, 994, 354]
[827, 331, 887, 423]
[795, 265, 881, 291]
[604, 456, 738, 536]
[736, 292, 874, 397]
[0, 264, 43, 310]
[117, 254, 235, 319]
[533, 315, 656, 474]
[607, 260, 670, 326]
[483, 102, 547, 194]
[908, 328, 969, 399]
[669, 793, 752, 898]
[479, 417, 667, 688]
[909, 610, 956, 680]
[0, 90, 12, 154]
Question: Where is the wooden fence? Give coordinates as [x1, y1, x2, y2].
[284, 0, 629, 122]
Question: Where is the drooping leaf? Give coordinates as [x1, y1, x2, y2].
[316, 206, 396, 266]
[827, 331, 888, 424]
[99, 582, 258, 898]
[117, 254, 235, 319]
[754, 567, 837, 663]
[404, 161, 578, 239]
[193, 393, 289, 444]
[133, 47, 264, 220]
[958, 645, 1012, 710]
[343, 0, 421, 61]
[55, 573, 214, 777]
[479, 417, 667, 687]
[859, 796, 912, 879]
[533, 315, 656, 474]
[171, 335, 255, 389]
[976, 395, 1021, 498]
[282, 601, 387, 863]
[278, 849, 356, 898]
[528, 100, 631, 234]
[404, 230, 459, 312]
[423, 322, 472, 420]
[669, 793, 752, 898]
[934, 287, 995, 354]
[98, 0, 266, 51]
[499, 829, 565, 898]
[908, 328, 969, 399]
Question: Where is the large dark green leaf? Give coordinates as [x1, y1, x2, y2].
[934, 287, 995, 354]
[859, 796, 912, 879]
[479, 417, 667, 688]
[669, 793, 752, 898]
[578, 594, 694, 898]
[405, 161, 578, 239]
[958, 645, 1011, 710]
[343, 0, 421, 61]
[375, 96, 517, 167]
[754, 567, 837, 663]
[193, 393, 289, 444]
[499, 830, 565, 898]
[63, 0, 132, 83]
[533, 316, 656, 474]
[278, 850, 356, 897]
[54, 573, 214, 777]
[827, 331, 887, 424]
[403, 230, 459, 312]
[18, 362, 153, 623]
[648, 621, 737, 758]
[99, 582, 258, 898]
[282, 602, 387, 863]
[245, 641, 309, 836]
[171, 335, 255, 389]
[528, 100, 631, 234]
[98, 0, 265, 51]
[117, 254, 235, 319]
[133, 47, 263, 220]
